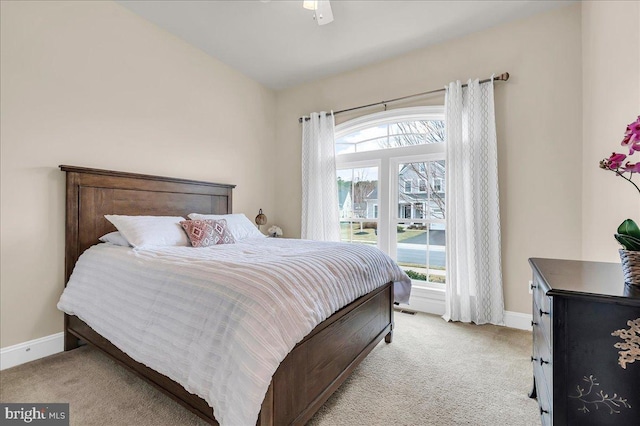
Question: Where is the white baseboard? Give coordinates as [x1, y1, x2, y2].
[398, 286, 533, 331]
[503, 310, 533, 331]
[0, 332, 64, 370]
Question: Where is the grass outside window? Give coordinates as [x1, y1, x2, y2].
[340, 223, 426, 244]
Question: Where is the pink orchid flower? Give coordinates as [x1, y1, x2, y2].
[599, 115, 640, 196]
[623, 162, 640, 173]
[603, 152, 627, 169]
[621, 115, 640, 154]
[628, 116, 640, 137]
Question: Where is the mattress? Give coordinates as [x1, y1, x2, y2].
[58, 237, 411, 425]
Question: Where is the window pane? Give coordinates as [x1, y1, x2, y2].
[396, 222, 446, 285]
[337, 167, 378, 220]
[355, 136, 392, 153]
[396, 160, 446, 285]
[336, 119, 445, 154]
[337, 125, 387, 145]
[389, 120, 444, 141]
[388, 133, 427, 148]
[335, 125, 388, 153]
[397, 161, 445, 220]
[336, 143, 355, 155]
[337, 167, 379, 245]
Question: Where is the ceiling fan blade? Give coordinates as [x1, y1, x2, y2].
[315, 0, 333, 26]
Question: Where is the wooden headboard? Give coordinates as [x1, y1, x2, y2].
[60, 165, 235, 284]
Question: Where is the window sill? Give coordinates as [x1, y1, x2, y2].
[397, 283, 446, 316]
[411, 281, 445, 293]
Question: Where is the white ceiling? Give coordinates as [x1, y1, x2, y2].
[118, 0, 573, 90]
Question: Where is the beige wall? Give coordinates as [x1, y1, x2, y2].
[581, 1, 640, 261]
[0, 1, 277, 347]
[275, 4, 584, 316]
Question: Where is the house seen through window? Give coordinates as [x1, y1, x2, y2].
[335, 107, 446, 286]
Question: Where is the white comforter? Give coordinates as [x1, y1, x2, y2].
[57, 238, 411, 426]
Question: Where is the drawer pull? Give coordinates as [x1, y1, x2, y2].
[531, 320, 538, 327]
[540, 407, 549, 415]
[539, 309, 549, 316]
[539, 358, 549, 365]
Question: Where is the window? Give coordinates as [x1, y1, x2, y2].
[434, 178, 443, 193]
[404, 180, 412, 193]
[335, 107, 446, 287]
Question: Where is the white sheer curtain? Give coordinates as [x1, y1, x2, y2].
[301, 111, 341, 241]
[443, 78, 505, 325]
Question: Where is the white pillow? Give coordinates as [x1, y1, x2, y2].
[104, 215, 190, 248]
[99, 231, 131, 247]
[187, 213, 265, 240]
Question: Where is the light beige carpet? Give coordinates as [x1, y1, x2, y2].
[0, 312, 539, 425]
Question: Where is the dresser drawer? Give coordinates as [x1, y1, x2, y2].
[532, 296, 552, 348]
[532, 274, 551, 316]
[533, 360, 553, 426]
[535, 302, 552, 336]
[532, 321, 553, 396]
[532, 274, 552, 346]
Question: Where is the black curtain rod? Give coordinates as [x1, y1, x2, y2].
[298, 72, 510, 123]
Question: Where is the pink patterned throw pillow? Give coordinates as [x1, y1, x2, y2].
[180, 219, 236, 247]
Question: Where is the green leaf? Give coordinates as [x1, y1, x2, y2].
[617, 219, 640, 239]
[614, 233, 640, 251]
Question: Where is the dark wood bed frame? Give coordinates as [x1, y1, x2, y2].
[60, 165, 394, 426]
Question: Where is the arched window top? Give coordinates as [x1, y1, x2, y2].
[335, 106, 445, 155]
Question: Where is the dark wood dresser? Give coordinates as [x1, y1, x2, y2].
[528, 258, 640, 426]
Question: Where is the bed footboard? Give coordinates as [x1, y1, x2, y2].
[260, 281, 394, 426]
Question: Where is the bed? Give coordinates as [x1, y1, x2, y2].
[59, 165, 407, 425]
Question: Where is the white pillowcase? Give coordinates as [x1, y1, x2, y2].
[104, 215, 190, 248]
[187, 213, 265, 241]
[99, 231, 131, 247]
